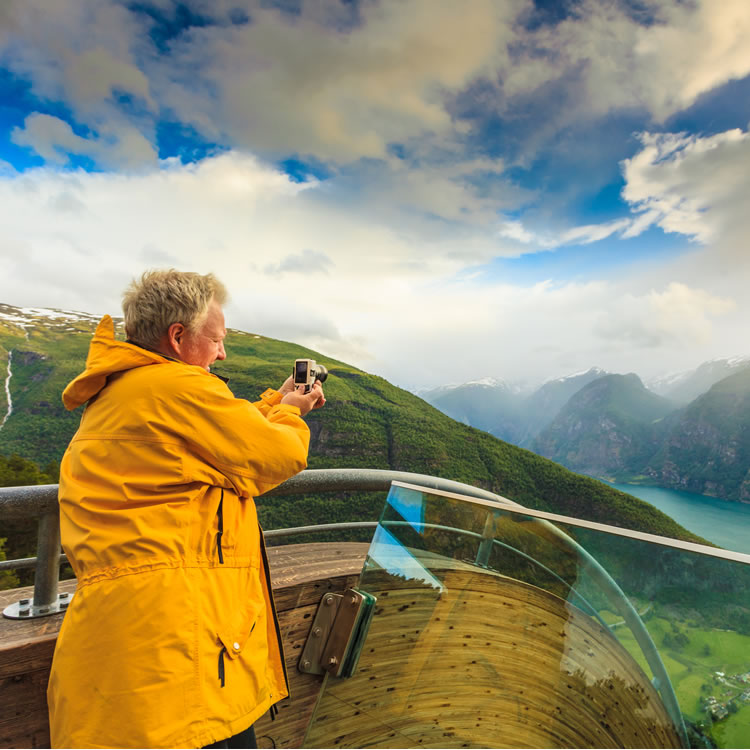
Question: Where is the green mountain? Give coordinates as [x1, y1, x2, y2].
[420, 378, 526, 443]
[532, 374, 676, 479]
[644, 368, 750, 501]
[420, 368, 611, 448]
[519, 367, 609, 446]
[0, 304, 706, 555]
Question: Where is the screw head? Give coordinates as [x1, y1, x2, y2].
[302, 660, 311, 670]
[38, 606, 49, 614]
[59, 592, 70, 599]
[313, 627, 322, 637]
[19, 598, 30, 606]
[324, 596, 334, 606]
[350, 595, 358, 606]
[19, 607, 30, 617]
[328, 656, 338, 666]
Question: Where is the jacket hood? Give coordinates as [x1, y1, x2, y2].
[62, 315, 170, 410]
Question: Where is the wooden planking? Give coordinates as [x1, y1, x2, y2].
[0, 543, 683, 749]
[0, 543, 368, 750]
[304, 566, 682, 749]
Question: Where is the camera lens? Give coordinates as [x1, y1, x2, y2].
[314, 364, 328, 383]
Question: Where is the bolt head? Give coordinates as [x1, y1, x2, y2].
[19, 608, 30, 617]
[328, 656, 338, 666]
[324, 596, 333, 606]
[302, 660, 311, 670]
[19, 598, 30, 606]
[60, 592, 70, 599]
[313, 627, 322, 637]
[38, 607, 49, 614]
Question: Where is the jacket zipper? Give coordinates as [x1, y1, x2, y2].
[216, 488, 224, 564]
[216, 488, 226, 686]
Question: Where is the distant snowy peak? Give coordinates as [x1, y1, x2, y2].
[542, 366, 607, 387]
[647, 355, 750, 401]
[463, 376, 512, 390]
[419, 376, 517, 399]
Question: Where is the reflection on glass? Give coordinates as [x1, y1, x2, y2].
[303, 482, 750, 748]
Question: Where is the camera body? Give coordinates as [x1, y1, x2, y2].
[293, 359, 328, 393]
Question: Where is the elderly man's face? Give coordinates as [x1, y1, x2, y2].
[180, 299, 227, 371]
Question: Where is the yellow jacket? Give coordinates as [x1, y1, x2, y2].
[47, 316, 310, 748]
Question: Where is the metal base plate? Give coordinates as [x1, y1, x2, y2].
[2, 592, 72, 620]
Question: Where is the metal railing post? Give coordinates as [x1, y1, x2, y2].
[33, 511, 61, 612]
[2, 507, 71, 620]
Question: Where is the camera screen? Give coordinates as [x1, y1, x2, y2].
[294, 361, 308, 383]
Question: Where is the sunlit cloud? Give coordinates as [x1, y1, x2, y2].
[0, 0, 748, 389]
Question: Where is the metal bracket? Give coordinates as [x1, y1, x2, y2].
[2, 591, 72, 620]
[298, 588, 376, 679]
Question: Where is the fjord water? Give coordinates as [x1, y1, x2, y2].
[607, 482, 750, 554]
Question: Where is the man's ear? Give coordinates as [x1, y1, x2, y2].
[166, 322, 185, 354]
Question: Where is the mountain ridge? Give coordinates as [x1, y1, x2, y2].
[0, 303, 705, 549]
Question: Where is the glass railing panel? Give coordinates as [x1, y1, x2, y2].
[303, 482, 719, 748]
[545, 522, 750, 749]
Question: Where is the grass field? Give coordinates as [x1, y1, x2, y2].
[603, 609, 750, 746]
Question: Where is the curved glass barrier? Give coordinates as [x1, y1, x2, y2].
[302, 481, 750, 748]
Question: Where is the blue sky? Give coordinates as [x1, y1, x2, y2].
[0, 0, 749, 389]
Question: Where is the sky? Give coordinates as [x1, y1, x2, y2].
[0, 0, 748, 391]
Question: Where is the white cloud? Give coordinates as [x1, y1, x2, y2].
[11, 113, 157, 169]
[593, 282, 736, 349]
[0, 2, 749, 389]
[497, 216, 632, 249]
[161, 0, 518, 162]
[621, 128, 750, 247]
[0, 151, 745, 389]
[263, 249, 334, 277]
[2, 0, 749, 224]
[512, 0, 750, 125]
[632, 0, 750, 121]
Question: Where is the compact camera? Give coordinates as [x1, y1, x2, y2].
[293, 359, 328, 393]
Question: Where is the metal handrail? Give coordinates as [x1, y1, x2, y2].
[0, 468, 687, 744]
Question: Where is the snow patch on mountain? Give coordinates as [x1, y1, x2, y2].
[0, 303, 119, 335]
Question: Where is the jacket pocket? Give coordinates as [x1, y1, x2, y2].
[216, 611, 259, 688]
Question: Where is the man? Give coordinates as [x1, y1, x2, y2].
[47, 270, 324, 748]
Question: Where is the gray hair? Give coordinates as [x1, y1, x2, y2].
[122, 269, 228, 349]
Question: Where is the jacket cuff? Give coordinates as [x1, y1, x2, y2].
[259, 388, 283, 406]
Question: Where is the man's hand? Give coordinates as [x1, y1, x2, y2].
[277, 375, 295, 396]
[280, 381, 326, 416]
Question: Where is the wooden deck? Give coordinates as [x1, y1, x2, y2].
[0, 543, 368, 749]
[0, 543, 682, 749]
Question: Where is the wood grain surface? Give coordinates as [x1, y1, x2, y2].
[0, 543, 681, 749]
[304, 565, 682, 749]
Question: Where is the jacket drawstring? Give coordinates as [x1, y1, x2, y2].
[216, 489, 224, 564]
[218, 645, 226, 688]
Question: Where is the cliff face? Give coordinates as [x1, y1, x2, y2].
[532, 374, 675, 480]
[644, 369, 750, 502]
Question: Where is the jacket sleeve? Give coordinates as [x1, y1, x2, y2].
[171, 371, 310, 498]
[252, 388, 284, 417]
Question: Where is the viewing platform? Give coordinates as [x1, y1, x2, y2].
[2, 469, 749, 748]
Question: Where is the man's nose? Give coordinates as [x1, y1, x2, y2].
[217, 342, 226, 360]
